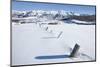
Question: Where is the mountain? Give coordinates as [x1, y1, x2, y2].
[12, 10, 95, 25]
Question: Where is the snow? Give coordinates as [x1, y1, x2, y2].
[71, 19, 95, 24]
[12, 21, 95, 66]
[12, 10, 80, 19]
[12, 9, 95, 66]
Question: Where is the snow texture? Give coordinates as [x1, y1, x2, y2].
[12, 10, 95, 66]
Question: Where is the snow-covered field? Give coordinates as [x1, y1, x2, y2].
[12, 21, 95, 66]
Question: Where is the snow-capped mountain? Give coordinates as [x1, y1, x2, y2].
[12, 10, 74, 18]
[12, 10, 96, 25]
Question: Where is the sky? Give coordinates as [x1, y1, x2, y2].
[12, 0, 96, 15]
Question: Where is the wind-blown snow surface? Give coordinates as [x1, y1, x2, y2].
[12, 22, 95, 65]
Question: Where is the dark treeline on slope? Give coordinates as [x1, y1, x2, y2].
[70, 15, 96, 22]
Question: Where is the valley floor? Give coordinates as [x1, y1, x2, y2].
[12, 22, 95, 66]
